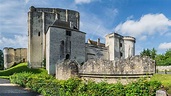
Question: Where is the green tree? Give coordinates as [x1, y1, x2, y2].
[165, 49, 171, 59]
[150, 48, 157, 59]
[140, 48, 157, 59]
[0, 49, 4, 69]
[155, 49, 171, 66]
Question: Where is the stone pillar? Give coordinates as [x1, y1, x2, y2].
[56, 60, 79, 80]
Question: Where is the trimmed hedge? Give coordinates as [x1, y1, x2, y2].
[10, 72, 161, 96]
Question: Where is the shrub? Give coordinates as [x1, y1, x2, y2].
[10, 72, 32, 87]
[125, 78, 161, 96]
[10, 72, 162, 96]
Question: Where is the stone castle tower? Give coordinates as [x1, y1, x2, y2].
[105, 33, 135, 60]
[28, 6, 80, 68]
[3, 47, 27, 69]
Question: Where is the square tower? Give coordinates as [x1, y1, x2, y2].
[46, 20, 86, 74]
[28, 6, 80, 68]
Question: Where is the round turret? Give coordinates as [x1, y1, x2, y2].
[123, 36, 136, 58]
[123, 36, 136, 43]
[3, 47, 15, 69]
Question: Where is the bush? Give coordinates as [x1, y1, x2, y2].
[10, 72, 33, 87]
[125, 78, 161, 96]
[10, 72, 162, 96]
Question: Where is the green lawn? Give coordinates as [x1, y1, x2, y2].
[151, 74, 171, 94]
[0, 63, 46, 79]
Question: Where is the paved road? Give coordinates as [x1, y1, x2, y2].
[0, 78, 41, 96]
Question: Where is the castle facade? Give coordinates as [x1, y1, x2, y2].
[28, 6, 136, 75]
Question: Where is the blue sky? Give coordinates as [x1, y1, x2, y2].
[0, 0, 171, 54]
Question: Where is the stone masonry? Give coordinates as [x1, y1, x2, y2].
[3, 47, 27, 69]
[56, 56, 156, 84]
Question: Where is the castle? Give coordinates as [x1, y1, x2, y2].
[2, 6, 155, 84]
[27, 6, 135, 75]
[3, 47, 27, 69]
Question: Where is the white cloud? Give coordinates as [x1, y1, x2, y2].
[115, 14, 171, 40]
[158, 42, 171, 50]
[0, 0, 27, 35]
[75, 0, 96, 4]
[0, 35, 27, 49]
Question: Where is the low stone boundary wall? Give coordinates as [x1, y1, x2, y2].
[79, 73, 153, 84]
[79, 56, 155, 75]
[56, 55, 156, 84]
[156, 66, 171, 71]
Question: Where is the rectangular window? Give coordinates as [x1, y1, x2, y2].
[120, 43, 122, 47]
[66, 30, 71, 36]
[38, 32, 40, 36]
[120, 52, 123, 57]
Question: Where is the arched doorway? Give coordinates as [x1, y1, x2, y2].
[65, 54, 70, 60]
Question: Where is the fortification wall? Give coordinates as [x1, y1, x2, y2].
[3, 48, 27, 69]
[56, 60, 79, 80]
[86, 45, 109, 60]
[79, 56, 155, 75]
[3, 48, 15, 69]
[15, 48, 27, 64]
[56, 55, 155, 84]
[156, 66, 171, 71]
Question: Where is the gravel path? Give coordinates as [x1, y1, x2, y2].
[0, 78, 41, 96]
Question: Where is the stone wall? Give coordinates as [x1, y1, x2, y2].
[79, 55, 155, 75]
[56, 60, 79, 80]
[3, 48, 27, 69]
[156, 66, 171, 71]
[46, 26, 86, 75]
[28, 6, 80, 68]
[86, 44, 109, 60]
[56, 55, 155, 84]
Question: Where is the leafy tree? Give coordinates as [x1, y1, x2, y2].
[0, 49, 4, 69]
[151, 48, 157, 59]
[140, 48, 157, 59]
[165, 49, 171, 58]
[154, 49, 171, 66]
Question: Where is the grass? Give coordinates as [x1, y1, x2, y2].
[151, 74, 171, 94]
[1, 63, 171, 94]
[0, 63, 46, 79]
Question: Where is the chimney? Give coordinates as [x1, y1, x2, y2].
[97, 38, 100, 46]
